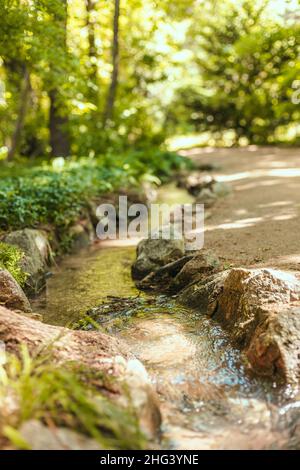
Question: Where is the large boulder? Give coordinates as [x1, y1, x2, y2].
[4, 229, 51, 293]
[0, 269, 31, 313]
[179, 268, 300, 382]
[132, 236, 185, 281]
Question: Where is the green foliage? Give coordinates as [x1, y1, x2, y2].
[0, 345, 146, 450]
[172, 0, 300, 145]
[0, 0, 299, 156]
[0, 150, 189, 231]
[0, 242, 27, 285]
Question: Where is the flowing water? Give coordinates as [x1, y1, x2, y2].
[32, 184, 300, 449]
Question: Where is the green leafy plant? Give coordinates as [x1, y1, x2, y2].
[0, 150, 191, 232]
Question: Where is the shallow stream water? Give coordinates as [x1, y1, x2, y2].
[32, 184, 300, 449]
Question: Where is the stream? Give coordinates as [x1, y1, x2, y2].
[31, 184, 300, 450]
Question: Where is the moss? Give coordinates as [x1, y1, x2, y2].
[71, 315, 104, 332]
[0, 345, 146, 450]
[0, 242, 28, 286]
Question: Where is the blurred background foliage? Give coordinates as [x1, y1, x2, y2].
[0, 0, 299, 160]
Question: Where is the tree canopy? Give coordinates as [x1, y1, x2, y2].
[0, 0, 299, 160]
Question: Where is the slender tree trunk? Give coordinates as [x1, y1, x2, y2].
[103, 0, 120, 127]
[7, 66, 31, 161]
[49, 89, 70, 157]
[49, 0, 70, 157]
[86, 0, 98, 87]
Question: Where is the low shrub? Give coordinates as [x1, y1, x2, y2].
[0, 150, 192, 231]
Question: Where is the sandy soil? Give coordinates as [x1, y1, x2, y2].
[182, 146, 300, 271]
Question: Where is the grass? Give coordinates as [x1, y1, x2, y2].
[0, 345, 147, 450]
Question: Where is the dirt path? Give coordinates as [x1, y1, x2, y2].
[182, 146, 300, 271]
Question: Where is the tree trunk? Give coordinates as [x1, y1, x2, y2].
[49, 0, 70, 157]
[49, 89, 70, 157]
[7, 66, 31, 161]
[103, 0, 120, 127]
[86, 0, 98, 88]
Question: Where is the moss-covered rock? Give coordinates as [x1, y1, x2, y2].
[0, 242, 27, 286]
[4, 229, 51, 293]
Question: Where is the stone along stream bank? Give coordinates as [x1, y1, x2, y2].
[31, 183, 300, 450]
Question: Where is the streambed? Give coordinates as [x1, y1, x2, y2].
[31, 184, 300, 450]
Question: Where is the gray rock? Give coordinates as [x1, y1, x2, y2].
[132, 235, 185, 281]
[171, 250, 220, 291]
[69, 214, 95, 252]
[178, 270, 228, 310]
[211, 181, 232, 197]
[0, 268, 31, 312]
[196, 188, 218, 207]
[4, 229, 51, 293]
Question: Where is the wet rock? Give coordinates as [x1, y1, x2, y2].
[4, 229, 51, 293]
[132, 236, 185, 281]
[135, 250, 221, 293]
[179, 268, 300, 381]
[171, 250, 220, 291]
[136, 255, 194, 291]
[178, 270, 228, 310]
[0, 269, 31, 313]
